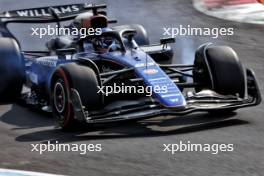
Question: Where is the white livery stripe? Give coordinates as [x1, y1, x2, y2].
[161, 94, 181, 98]
[148, 77, 167, 81]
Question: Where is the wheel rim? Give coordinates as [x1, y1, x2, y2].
[54, 81, 66, 113]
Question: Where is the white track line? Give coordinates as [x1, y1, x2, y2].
[0, 168, 65, 176]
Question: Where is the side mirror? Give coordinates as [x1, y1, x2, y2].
[108, 19, 118, 24]
[56, 48, 76, 54]
[98, 10, 107, 16]
[160, 37, 175, 45]
[56, 48, 76, 59]
[122, 29, 137, 42]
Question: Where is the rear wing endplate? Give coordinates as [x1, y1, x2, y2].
[0, 3, 107, 23]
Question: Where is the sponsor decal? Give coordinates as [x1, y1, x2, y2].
[135, 62, 155, 68]
[143, 68, 159, 75]
[36, 57, 58, 67]
[2, 3, 92, 17]
[169, 98, 179, 102]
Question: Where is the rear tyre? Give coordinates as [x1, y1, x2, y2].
[51, 63, 103, 130]
[0, 38, 24, 103]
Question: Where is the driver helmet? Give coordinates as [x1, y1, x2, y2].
[93, 28, 116, 53]
[73, 12, 108, 29]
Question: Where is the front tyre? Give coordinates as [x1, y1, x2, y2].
[193, 44, 246, 113]
[193, 44, 246, 98]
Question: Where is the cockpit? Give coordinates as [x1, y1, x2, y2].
[82, 33, 123, 53]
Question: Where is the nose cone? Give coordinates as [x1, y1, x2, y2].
[136, 66, 186, 108]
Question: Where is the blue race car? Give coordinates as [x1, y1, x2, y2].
[0, 3, 261, 129]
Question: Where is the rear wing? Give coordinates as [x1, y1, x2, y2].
[0, 3, 116, 46]
[0, 3, 107, 23]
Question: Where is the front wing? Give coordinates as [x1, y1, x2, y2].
[70, 69, 261, 124]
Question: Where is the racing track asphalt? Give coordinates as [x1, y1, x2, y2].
[0, 0, 264, 176]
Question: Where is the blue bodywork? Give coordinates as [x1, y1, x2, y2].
[102, 50, 186, 107]
[24, 35, 186, 108]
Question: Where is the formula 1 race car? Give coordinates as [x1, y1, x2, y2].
[0, 3, 261, 129]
